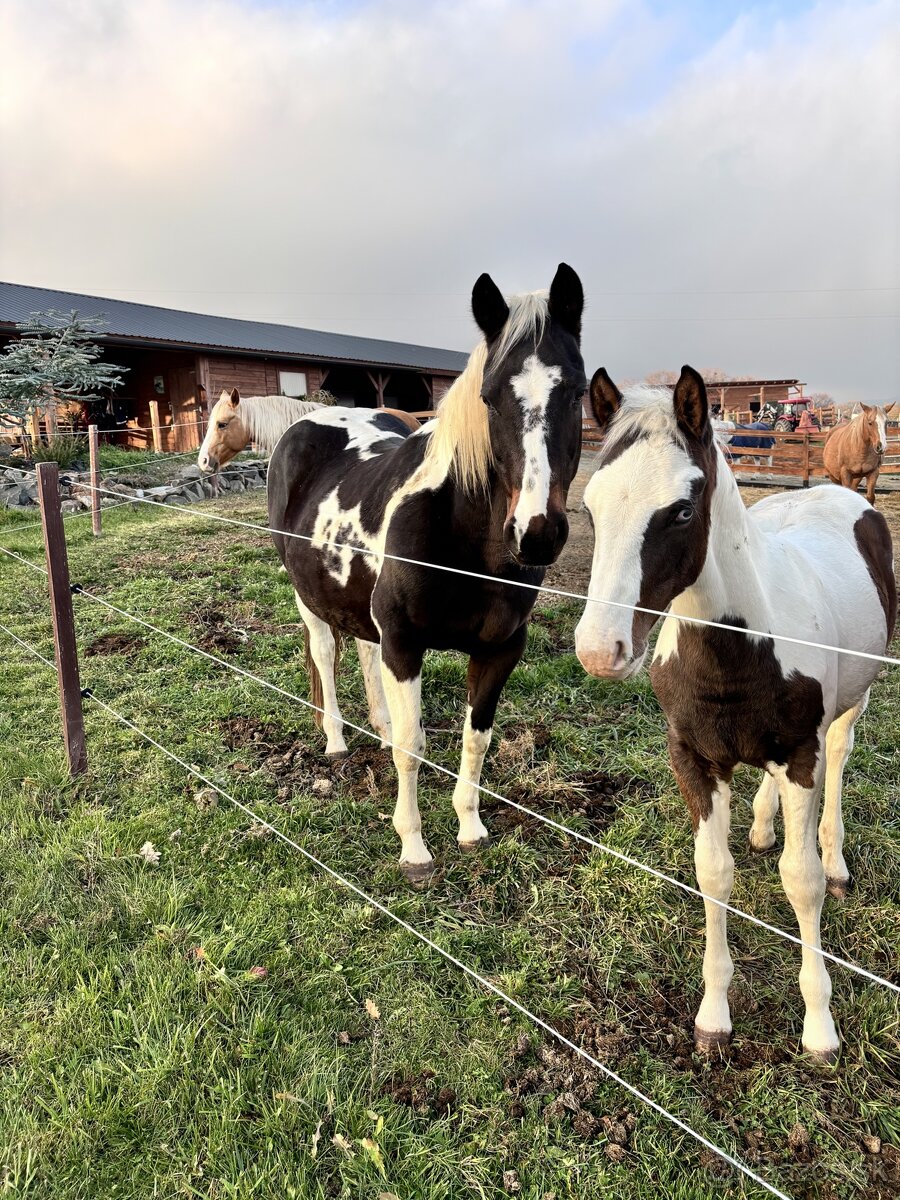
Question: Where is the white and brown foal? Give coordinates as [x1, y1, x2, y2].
[575, 365, 896, 1060]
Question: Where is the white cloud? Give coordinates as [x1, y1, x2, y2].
[0, 0, 897, 399]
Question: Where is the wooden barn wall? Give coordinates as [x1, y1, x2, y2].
[206, 356, 331, 402]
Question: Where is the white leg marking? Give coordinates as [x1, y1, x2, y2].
[820, 692, 868, 890]
[694, 780, 735, 1043]
[452, 705, 492, 846]
[771, 756, 839, 1057]
[356, 638, 392, 748]
[295, 592, 347, 756]
[749, 772, 780, 852]
[380, 663, 431, 869]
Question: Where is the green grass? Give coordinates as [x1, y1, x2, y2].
[0, 494, 897, 1199]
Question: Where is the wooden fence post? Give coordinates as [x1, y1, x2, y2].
[149, 400, 163, 453]
[88, 424, 101, 536]
[37, 462, 88, 776]
[802, 434, 811, 487]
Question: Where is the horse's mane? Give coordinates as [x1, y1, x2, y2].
[238, 394, 324, 451]
[425, 291, 550, 493]
[602, 385, 688, 458]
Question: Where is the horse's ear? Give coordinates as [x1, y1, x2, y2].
[229, 388, 240, 407]
[471, 273, 510, 342]
[548, 262, 584, 340]
[672, 365, 709, 439]
[859, 401, 873, 413]
[588, 367, 622, 430]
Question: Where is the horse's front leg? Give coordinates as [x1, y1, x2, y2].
[865, 470, 878, 506]
[668, 734, 735, 1052]
[770, 745, 839, 1061]
[453, 626, 528, 851]
[378, 635, 431, 884]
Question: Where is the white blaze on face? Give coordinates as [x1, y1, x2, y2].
[876, 408, 887, 452]
[509, 354, 562, 543]
[575, 436, 701, 678]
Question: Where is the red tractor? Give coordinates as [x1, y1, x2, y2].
[769, 397, 819, 432]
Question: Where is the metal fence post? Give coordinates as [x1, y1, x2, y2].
[36, 461, 88, 776]
[88, 423, 101, 536]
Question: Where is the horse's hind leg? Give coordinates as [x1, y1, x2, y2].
[773, 753, 839, 1060]
[820, 691, 868, 898]
[453, 627, 527, 851]
[295, 593, 348, 758]
[749, 772, 779, 853]
[356, 638, 392, 748]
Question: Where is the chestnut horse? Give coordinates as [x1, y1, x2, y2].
[197, 389, 420, 473]
[823, 404, 888, 506]
[575, 366, 895, 1061]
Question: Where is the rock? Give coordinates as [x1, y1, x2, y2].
[147, 485, 175, 497]
[164, 493, 189, 505]
[60, 499, 84, 513]
[180, 465, 202, 480]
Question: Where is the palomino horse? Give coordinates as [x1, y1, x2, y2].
[574, 365, 895, 1061]
[268, 265, 585, 882]
[823, 404, 888, 506]
[197, 389, 420, 473]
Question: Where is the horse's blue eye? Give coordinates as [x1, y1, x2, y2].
[674, 507, 693, 524]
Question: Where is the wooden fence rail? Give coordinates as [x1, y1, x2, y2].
[582, 420, 900, 486]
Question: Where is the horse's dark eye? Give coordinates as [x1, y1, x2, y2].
[674, 507, 693, 525]
[217, 421, 228, 430]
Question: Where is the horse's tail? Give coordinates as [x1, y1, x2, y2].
[304, 624, 342, 729]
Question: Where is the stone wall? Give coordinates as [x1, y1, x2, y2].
[0, 460, 269, 513]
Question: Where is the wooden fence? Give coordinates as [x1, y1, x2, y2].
[582, 419, 900, 486]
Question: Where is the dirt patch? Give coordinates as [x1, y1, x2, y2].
[381, 1070, 458, 1119]
[84, 631, 145, 657]
[484, 768, 638, 841]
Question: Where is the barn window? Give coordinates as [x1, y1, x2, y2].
[280, 371, 308, 398]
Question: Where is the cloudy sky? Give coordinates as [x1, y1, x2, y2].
[1, 0, 897, 401]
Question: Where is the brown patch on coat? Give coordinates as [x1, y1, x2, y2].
[853, 508, 898, 640]
[651, 618, 825, 822]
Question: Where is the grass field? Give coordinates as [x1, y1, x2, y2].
[0, 487, 897, 1200]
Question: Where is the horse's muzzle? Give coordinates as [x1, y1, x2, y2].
[506, 511, 569, 567]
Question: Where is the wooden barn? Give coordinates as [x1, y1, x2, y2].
[0, 282, 469, 451]
[704, 378, 805, 416]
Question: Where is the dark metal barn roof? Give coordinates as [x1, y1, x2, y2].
[0, 281, 470, 374]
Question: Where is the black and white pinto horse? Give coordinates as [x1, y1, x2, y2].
[574, 366, 895, 1060]
[268, 266, 586, 882]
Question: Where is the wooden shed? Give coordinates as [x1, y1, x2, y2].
[0, 282, 469, 451]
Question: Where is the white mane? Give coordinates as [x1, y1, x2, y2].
[425, 290, 550, 493]
[237, 394, 324, 451]
[602, 384, 687, 456]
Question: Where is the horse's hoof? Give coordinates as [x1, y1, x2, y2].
[826, 876, 851, 900]
[400, 860, 437, 888]
[694, 1026, 731, 1054]
[458, 836, 490, 854]
[804, 1044, 840, 1065]
[326, 749, 350, 761]
[748, 834, 778, 855]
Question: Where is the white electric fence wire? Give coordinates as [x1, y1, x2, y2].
[0, 544, 48, 575]
[0, 619, 55, 668]
[0, 614, 795, 1200]
[49, 420, 204, 437]
[0, 497, 143, 538]
[72, 585, 900, 995]
[81, 477, 900, 668]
